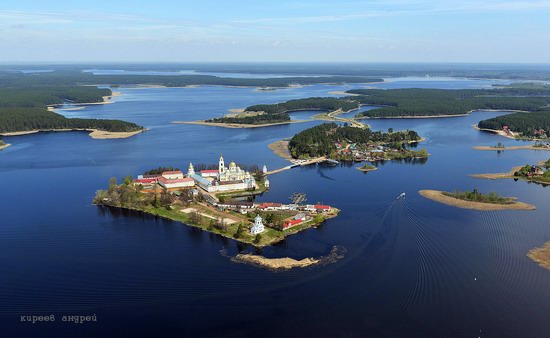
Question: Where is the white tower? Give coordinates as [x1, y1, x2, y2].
[262, 164, 268, 174]
[251, 215, 265, 235]
[187, 162, 195, 176]
[264, 177, 270, 189]
[219, 154, 225, 174]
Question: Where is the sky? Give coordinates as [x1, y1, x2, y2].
[1, 0, 549, 63]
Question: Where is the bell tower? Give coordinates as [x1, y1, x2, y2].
[219, 154, 225, 173]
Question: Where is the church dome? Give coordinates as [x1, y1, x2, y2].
[229, 161, 236, 168]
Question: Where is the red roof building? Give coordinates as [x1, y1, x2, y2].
[314, 205, 331, 211]
[283, 219, 303, 229]
[257, 202, 283, 210]
[158, 176, 194, 189]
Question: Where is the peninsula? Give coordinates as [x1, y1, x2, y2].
[0, 140, 10, 150]
[471, 159, 550, 185]
[93, 156, 339, 247]
[287, 123, 427, 161]
[477, 111, 550, 140]
[190, 85, 550, 128]
[0, 85, 144, 140]
[418, 189, 536, 211]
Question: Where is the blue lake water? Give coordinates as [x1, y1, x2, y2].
[1, 79, 550, 337]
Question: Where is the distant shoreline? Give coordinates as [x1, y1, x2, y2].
[357, 109, 528, 120]
[0, 143, 11, 151]
[418, 189, 535, 211]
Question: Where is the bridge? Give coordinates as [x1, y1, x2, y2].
[264, 156, 327, 176]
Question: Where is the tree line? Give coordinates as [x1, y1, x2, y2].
[0, 85, 143, 133]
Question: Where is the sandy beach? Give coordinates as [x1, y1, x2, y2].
[471, 160, 547, 182]
[0, 128, 145, 139]
[232, 253, 319, 270]
[473, 145, 550, 151]
[470, 166, 524, 180]
[418, 189, 536, 211]
[268, 140, 292, 160]
[528, 242, 550, 271]
[0, 143, 11, 151]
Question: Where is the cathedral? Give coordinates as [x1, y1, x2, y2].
[187, 155, 256, 193]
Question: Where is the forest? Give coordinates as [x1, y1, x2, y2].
[232, 87, 550, 124]
[245, 97, 359, 114]
[0, 85, 143, 133]
[348, 88, 550, 118]
[205, 112, 290, 125]
[477, 111, 550, 137]
[288, 122, 421, 158]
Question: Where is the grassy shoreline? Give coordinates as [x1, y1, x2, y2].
[528, 242, 550, 271]
[98, 202, 339, 248]
[471, 160, 549, 185]
[418, 189, 535, 211]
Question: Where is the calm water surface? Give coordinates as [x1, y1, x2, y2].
[1, 79, 549, 337]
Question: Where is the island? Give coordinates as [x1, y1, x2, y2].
[471, 159, 550, 185]
[93, 155, 340, 247]
[287, 122, 427, 161]
[231, 245, 344, 270]
[528, 242, 550, 271]
[418, 189, 536, 211]
[356, 164, 377, 172]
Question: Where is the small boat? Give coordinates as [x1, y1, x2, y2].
[397, 192, 406, 199]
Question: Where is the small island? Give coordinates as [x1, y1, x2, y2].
[231, 245, 344, 270]
[528, 242, 550, 271]
[356, 164, 377, 172]
[233, 253, 320, 270]
[93, 156, 339, 247]
[419, 189, 535, 211]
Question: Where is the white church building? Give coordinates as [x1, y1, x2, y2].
[187, 155, 256, 193]
[250, 215, 265, 235]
